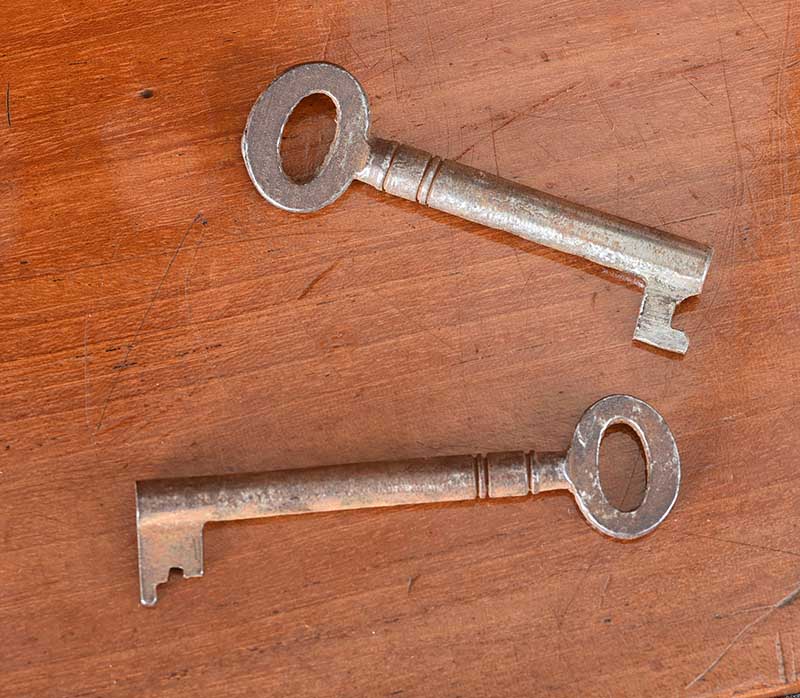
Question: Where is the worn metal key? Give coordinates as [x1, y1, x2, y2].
[241, 62, 712, 354]
[136, 395, 680, 606]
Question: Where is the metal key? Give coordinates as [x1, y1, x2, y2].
[136, 395, 680, 606]
[241, 62, 712, 354]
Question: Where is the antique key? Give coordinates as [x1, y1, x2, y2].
[136, 395, 680, 606]
[241, 62, 712, 354]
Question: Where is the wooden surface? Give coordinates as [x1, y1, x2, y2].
[2, 1, 799, 696]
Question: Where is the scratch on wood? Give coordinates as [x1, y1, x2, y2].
[713, 603, 773, 620]
[321, 20, 334, 59]
[406, 575, 418, 594]
[374, 284, 456, 351]
[344, 37, 367, 72]
[769, 105, 794, 129]
[384, 0, 399, 101]
[678, 530, 800, 559]
[663, 210, 719, 226]
[600, 574, 611, 607]
[718, 21, 746, 189]
[681, 74, 712, 104]
[183, 217, 209, 305]
[521, 81, 583, 118]
[686, 580, 800, 688]
[298, 261, 338, 300]
[773, 0, 794, 225]
[588, 87, 615, 133]
[83, 315, 94, 441]
[489, 113, 500, 176]
[455, 82, 582, 161]
[95, 212, 204, 431]
[557, 556, 598, 628]
[777, 584, 800, 608]
[776, 632, 788, 683]
[735, 0, 770, 40]
[455, 111, 522, 160]
[712, 1, 750, 285]
[5, 83, 10, 127]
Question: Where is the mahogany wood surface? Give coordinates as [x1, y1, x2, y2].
[2, 1, 799, 696]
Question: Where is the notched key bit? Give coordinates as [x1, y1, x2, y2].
[136, 395, 680, 606]
[241, 62, 713, 354]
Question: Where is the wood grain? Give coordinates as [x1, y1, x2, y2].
[1, 1, 799, 696]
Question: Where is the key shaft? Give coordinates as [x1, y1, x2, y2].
[137, 453, 566, 606]
[359, 138, 710, 353]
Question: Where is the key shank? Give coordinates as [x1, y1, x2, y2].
[358, 138, 711, 354]
[136, 452, 567, 606]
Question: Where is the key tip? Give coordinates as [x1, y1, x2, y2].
[136, 479, 206, 607]
[634, 287, 690, 354]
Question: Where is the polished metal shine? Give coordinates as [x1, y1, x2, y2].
[242, 62, 713, 354]
[136, 395, 680, 606]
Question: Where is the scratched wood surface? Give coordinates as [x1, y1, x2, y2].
[2, 0, 799, 696]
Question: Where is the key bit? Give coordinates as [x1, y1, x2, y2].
[241, 62, 712, 354]
[136, 395, 680, 606]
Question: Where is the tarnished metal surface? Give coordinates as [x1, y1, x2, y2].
[136, 395, 680, 606]
[242, 62, 713, 354]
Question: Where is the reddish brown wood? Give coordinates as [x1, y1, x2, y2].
[1, 1, 799, 696]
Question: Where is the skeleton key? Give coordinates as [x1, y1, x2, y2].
[241, 62, 712, 354]
[136, 395, 680, 606]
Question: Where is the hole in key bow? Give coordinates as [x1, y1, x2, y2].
[598, 423, 647, 512]
[280, 93, 338, 184]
